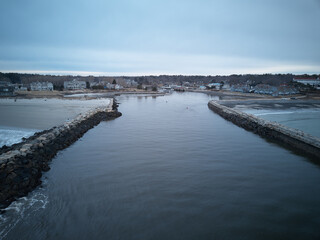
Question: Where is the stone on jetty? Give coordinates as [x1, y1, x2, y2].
[0, 98, 122, 209]
[208, 100, 320, 159]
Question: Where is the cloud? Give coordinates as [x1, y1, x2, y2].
[1, 46, 319, 76]
[1, 0, 319, 75]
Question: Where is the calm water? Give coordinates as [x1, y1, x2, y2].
[1, 92, 320, 240]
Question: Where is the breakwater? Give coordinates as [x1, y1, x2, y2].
[0, 99, 121, 208]
[208, 100, 320, 159]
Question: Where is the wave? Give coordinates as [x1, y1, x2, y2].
[255, 111, 296, 116]
[0, 184, 48, 239]
[0, 127, 39, 148]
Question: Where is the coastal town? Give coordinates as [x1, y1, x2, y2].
[0, 72, 320, 98]
[1, 0, 320, 238]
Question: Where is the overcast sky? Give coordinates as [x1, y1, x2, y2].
[0, 0, 319, 76]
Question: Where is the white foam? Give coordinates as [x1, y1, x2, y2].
[64, 93, 109, 98]
[0, 127, 38, 148]
[0, 186, 48, 239]
[255, 111, 295, 116]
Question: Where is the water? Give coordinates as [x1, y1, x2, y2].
[0, 126, 39, 147]
[1, 92, 320, 240]
[0, 98, 111, 147]
[64, 93, 111, 98]
[245, 109, 320, 138]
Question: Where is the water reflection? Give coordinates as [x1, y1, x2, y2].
[1, 92, 319, 240]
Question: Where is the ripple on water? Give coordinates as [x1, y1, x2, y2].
[0, 184, 48, 239]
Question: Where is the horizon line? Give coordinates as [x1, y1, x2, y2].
[1, 70, 319, 78]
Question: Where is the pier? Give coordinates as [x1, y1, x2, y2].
[0, 99, 121, 208]
[208, 100, 320, 160]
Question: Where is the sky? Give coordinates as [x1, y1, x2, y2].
[0, 0, 319, 76]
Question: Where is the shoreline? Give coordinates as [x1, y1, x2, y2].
[4, 88, 320, 102]
[0, 97, 113, 130]
[3, 89, 165, 100]
[188, 89, 320, 101]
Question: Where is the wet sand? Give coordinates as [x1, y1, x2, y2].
[213, 99, 320, 139]
[11, 89, 163, 99]
[189, 90, 275, 100]
[0, 98, 111, 130]
[217, 99, 320, 110]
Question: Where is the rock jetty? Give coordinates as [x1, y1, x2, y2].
[208, 100, 320, 160]
[0, 98, 121, 209]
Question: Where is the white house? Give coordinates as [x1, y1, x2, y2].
[207, 83, 221, 90]
[30, 82, 53, 91]
[104, 83, 123, 90]
[115, 84, 123, 90]
[125, 79, 138, 87]
[64, 79, 86, 90]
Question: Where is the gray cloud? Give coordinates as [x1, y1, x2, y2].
[0, 0, 319, 74]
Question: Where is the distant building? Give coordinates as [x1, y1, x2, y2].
[114, 84, 123, 90]
[0, 86, 15, 96]
[13, 83, 28, 91]
[221, 83, 231, 90]
[199, 86, 206, 90]
[30, 82, 53, 91]
[15, 85, 28, 91]
[125, 79, 138, 87]
[207, 83, 221, 90]
[0, 81, 12, 87]
[293, 77, 320, 89]
[64, 79, 86, 90]
[276, 85, 299, 95]
[18, 86, 28, 91]
[159, 86, 173, 93]
[183, 82, 192, 87]
[253, 84, 298, 96]
[105, 83, 113, 89]
[104, 83, 120, 90]
[254, 84, 277, 95]
[90, 80, 107, 88]
[231, 84, 250, 93]
[90, 82, 123, 90]
[172, 86, 185, 91]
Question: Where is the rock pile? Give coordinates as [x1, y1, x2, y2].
[0, 99, 121, 209]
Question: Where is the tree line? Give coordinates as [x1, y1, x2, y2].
[0, 72, 319, 87]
